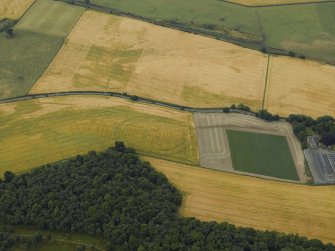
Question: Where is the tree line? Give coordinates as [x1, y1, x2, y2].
[288, 114, 335, 148]
[225, 103, 335, 149]
[0, 142, 334, 250]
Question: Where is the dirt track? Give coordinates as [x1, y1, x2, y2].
[194, 113, 308, 183]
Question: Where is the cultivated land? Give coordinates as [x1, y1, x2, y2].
[0, 30, 63, 99]
[264, 56, 335, 118]
[226, 0, 333, 6]
[0, 96, 198, 174]
[0, 0, 84, 100]
[257, 3, 335, 63]
[0, 0, 34, 19]
[193, 113, 307, 182]
[16, 0, 85, 37]
[147, 157, 335, 244]
[88, 0, 335, 63]
[227, 130, 299, 180]
[31, 11, 267, 110]
[30, 10, 335, 118]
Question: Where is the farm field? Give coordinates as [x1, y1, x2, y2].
[257, 3, 335, 63]
[0, 0, 34, 19]
[264, 56, 335, 118]
[193, 113, 307, 182]
[0, 96, 198, 174]
[31, 11, 268, 110]
[89, 0, 335, 63]
[16, 0, 85, 37]
[147, 157, 335, 244]
[226, 0, 333, 6]
[226, 130, 299, 180]
[0, 30, 63, 100]
[0, 0, 84, 100]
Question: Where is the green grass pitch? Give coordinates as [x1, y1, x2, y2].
[226, 130, 299, 181]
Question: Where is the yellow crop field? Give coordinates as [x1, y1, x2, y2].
[146, 157, 335, 244]
[226, 0, 330, 6]
[0, 96, 198, 174]
[31, 11, 268, 111]
[0, 0, 34, 19]
[264, 56, 335, 118]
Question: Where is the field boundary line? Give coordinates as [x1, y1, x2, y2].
[144, 155, 304, 185]
[261, 54, 271, 110]
[0, 91, 252, 113]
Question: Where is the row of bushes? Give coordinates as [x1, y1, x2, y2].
[0, 226, 43, 251]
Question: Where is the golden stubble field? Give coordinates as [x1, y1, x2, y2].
[265, 56, 335, 118]
[0, 96, 198, 174]
[146, 157, 335, 244]
[0, 0, 35, 19]
[31, 11, 268, 110]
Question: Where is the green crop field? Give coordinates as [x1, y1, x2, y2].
[257, 3, 335, 63]
[0, 96, 198, 175]
[0, 30, 63, 100]
[226, 130, 299, 181]
[90, 0, 335, 63]
[16, 0, 84, 37]
[0, 0, 84, 100]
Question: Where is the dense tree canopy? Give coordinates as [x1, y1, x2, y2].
[0, 142, 334, 250]
[288, 114, 335, 148]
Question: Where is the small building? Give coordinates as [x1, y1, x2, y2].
[308, 136, 320, 149]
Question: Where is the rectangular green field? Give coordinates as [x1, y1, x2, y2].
[90, 0, 335, 63]
[226, 130, 299, 181]
[0, 30, 63, 99]
[16, 0, 84, 37]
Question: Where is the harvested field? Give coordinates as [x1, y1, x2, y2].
[146, 157, 335, 244]
[193, 113, 307, 182]
[0, 96, 198, 174]
[226, 0, 333, 6]
[0, 30, 63, 100]
[0, 0, 34, 19]
[31, 11, 268, 110]
[264, 56, 335, 118]
[15, 0, 84, 37]
[227, 130, 299, 180]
